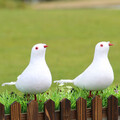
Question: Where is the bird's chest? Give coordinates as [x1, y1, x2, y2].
[83, 61, 113, 82]
[89, 62, 114, 84]
[96, 62, 113, 75]
[20, 64, 51, 81]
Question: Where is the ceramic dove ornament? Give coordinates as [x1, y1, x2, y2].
[54, 41, 114, 97]
[2, 43, 52, 100]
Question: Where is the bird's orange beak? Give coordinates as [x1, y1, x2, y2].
[109, 43, 114, 46]
[44, 45, 48, 48]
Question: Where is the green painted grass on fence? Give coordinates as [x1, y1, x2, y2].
[0, 9, 120, 95]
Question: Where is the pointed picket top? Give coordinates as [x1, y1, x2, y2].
[0, 103, 5, 120]
[11, 101, 21, 120]
[44, 99, 54, 105]
[92, 96, 102, 120]
[107, 95, 118, 120]
[44, 99, 55, 120]
[27, 100, 38, 120]
[60, 98, 71, 120]
[108, 95, 117, 101]
[76, 97, 87, 120]
[27, 100, 38, 107]
[76, 97, 86, 102]
[60, 98, 71, 103]
[92, 95, 101, 100]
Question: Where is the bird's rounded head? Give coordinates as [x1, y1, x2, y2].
[96, 41, 113, 51]
[94, 41, 113, 58]
[30, 43, 48, 62]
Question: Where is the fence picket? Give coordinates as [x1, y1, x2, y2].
[0, 95, 119, 120]
[76, 97, 87, 120]
[107, 95, 118, 120]
[0, 103, 5, 120]
[60, 98, 71, 120]
[44, 99, 55, 120]
[92, 96, 102, 120]
[27, 100, 38, 120]
[11, 101, 21, 120]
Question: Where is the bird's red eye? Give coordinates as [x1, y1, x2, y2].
[100, 44, 103, 47]
[35, 47, 38, 50]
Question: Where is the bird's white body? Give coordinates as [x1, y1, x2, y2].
[74, 55, 114, 90]
[2, 43, 52, 94]
[16, 59, 52, 94]
[54, 41, 114, 91]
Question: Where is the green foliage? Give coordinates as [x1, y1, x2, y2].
[0, 9, 120, 94]
[0, 0, 25, 8]
[0, 85, 119, 114]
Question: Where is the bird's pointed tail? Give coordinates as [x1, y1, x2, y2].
[2, 82, 16, 86]
[54, 79, 74, 84]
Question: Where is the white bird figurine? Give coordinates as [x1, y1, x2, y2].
[2, 43, 52, 100]
[54, 41, 114, 97]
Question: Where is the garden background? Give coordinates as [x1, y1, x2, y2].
[0, 0, 120, 95]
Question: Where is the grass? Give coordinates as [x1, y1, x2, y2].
[0, 9, 120, 95]
[1, 85, 120, 114]
[0, 0, 25, 9]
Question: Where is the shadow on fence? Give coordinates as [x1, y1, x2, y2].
[0, 95, 119, 120]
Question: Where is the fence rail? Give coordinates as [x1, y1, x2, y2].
[1, 95, 120, 120]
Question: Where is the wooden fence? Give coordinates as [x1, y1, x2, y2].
[0, 95, 119, 120]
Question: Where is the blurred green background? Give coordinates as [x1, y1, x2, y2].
[0, 0, 120, 94]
